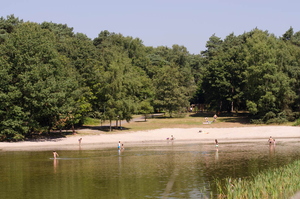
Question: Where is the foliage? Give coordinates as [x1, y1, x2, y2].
[201, 28, 300, 123]
[2, 14, 300, 139]
[0, 21, 84, 140]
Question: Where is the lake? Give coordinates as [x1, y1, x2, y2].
[1, 139, 299, 199]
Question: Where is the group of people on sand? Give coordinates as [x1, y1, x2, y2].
[204, 114, 218, 124]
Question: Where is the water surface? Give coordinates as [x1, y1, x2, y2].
[1, 140, 299, 199]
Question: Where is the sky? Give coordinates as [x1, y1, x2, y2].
[2, 0, 300, 54]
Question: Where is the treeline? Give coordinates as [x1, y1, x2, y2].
[0, 15, 299, 140]
[198, 28, 300, 123]
[0, 15, 198, 140]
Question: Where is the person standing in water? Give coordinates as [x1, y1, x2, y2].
[118, 141, 121, 149]
[53, 151, 59, 159]
[215, 139, 218, 148]
[268, 136, 274, 144]
[171, 135, 175, 140]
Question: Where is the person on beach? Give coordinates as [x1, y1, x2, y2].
[215, 139, 218, 148]
[213, 114, 217, 122]
[268, 136, 274, 144]
[118, 141, 121, 149]
[53, 151, 59, 159]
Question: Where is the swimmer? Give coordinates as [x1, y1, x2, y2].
[121, 144, 125, 151]
[171, 135, 175, 140]
[268, 136, 274, 144]
[78, 138, 82, 144]
[215, 139, 218, 147]
[118, 141, 121, 149]
[53, 151, 59, 159]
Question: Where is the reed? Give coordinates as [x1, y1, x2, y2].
[216, 160, 300, 198]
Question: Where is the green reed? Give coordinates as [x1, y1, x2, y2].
[216, 160, 300, 198]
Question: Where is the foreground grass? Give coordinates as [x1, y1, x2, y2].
[216, 160, 300, 199]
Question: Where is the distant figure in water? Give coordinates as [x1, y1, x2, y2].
[118, 141, 121, 149]
[171, 135, 175, 140]
[121, 144, 125, 151]
[273, 139, 276, 146]
[78, 138, 82, 145]
[268, 136, 274, 145]
[53, 151, 59, 159]
[215, 139, 218, 148]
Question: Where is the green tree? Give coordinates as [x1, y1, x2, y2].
[0, 22, 84, 140]
[153, 64, 196, 117]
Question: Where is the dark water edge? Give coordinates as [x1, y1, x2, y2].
[0, 139, 299, 199]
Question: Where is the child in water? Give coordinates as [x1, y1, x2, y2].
[118, 141, 121, 149]
[53, 151, 59, 159]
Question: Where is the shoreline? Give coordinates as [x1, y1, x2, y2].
[0, 126, 299, 151]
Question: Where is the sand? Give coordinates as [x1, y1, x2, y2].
[0, 126, 299, 151]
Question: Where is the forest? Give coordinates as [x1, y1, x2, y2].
[0, 15, 299, 140]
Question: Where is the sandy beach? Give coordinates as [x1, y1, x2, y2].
[0, 126, 299, 151]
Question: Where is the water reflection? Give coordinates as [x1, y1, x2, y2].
[53, 159, 58, 173]
[269, 144, 275, 157]
[0, 140, 300, 199]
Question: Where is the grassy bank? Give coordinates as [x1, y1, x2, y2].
[81, 112, 298, 133]
[215, 159, 300, 198]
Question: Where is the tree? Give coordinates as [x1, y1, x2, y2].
[139, 100, 154, 121]
[153, 64, 196, 117]
[0, 22, 84, 140]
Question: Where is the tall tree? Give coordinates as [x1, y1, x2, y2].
[0, 22, 84, 140]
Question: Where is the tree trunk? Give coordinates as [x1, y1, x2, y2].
[231, 87, 234, 112]
[110, 120, 112, 132]
[72, 125, 76, 135]
[144, 114, 147, 122]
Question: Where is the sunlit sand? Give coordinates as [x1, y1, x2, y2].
[0, 126, 299, 151]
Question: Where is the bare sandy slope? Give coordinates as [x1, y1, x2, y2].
[0, 126, 299, 151]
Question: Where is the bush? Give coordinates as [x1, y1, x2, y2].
[294, 118, 300, 126]
[266, 117, 288, 124]
[172, 113, 187, 118]
[250, 119, 264, 124]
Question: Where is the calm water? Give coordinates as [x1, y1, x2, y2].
[1, 140, 300, 199]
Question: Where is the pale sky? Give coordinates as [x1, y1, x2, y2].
[2, 0, 300, 54]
